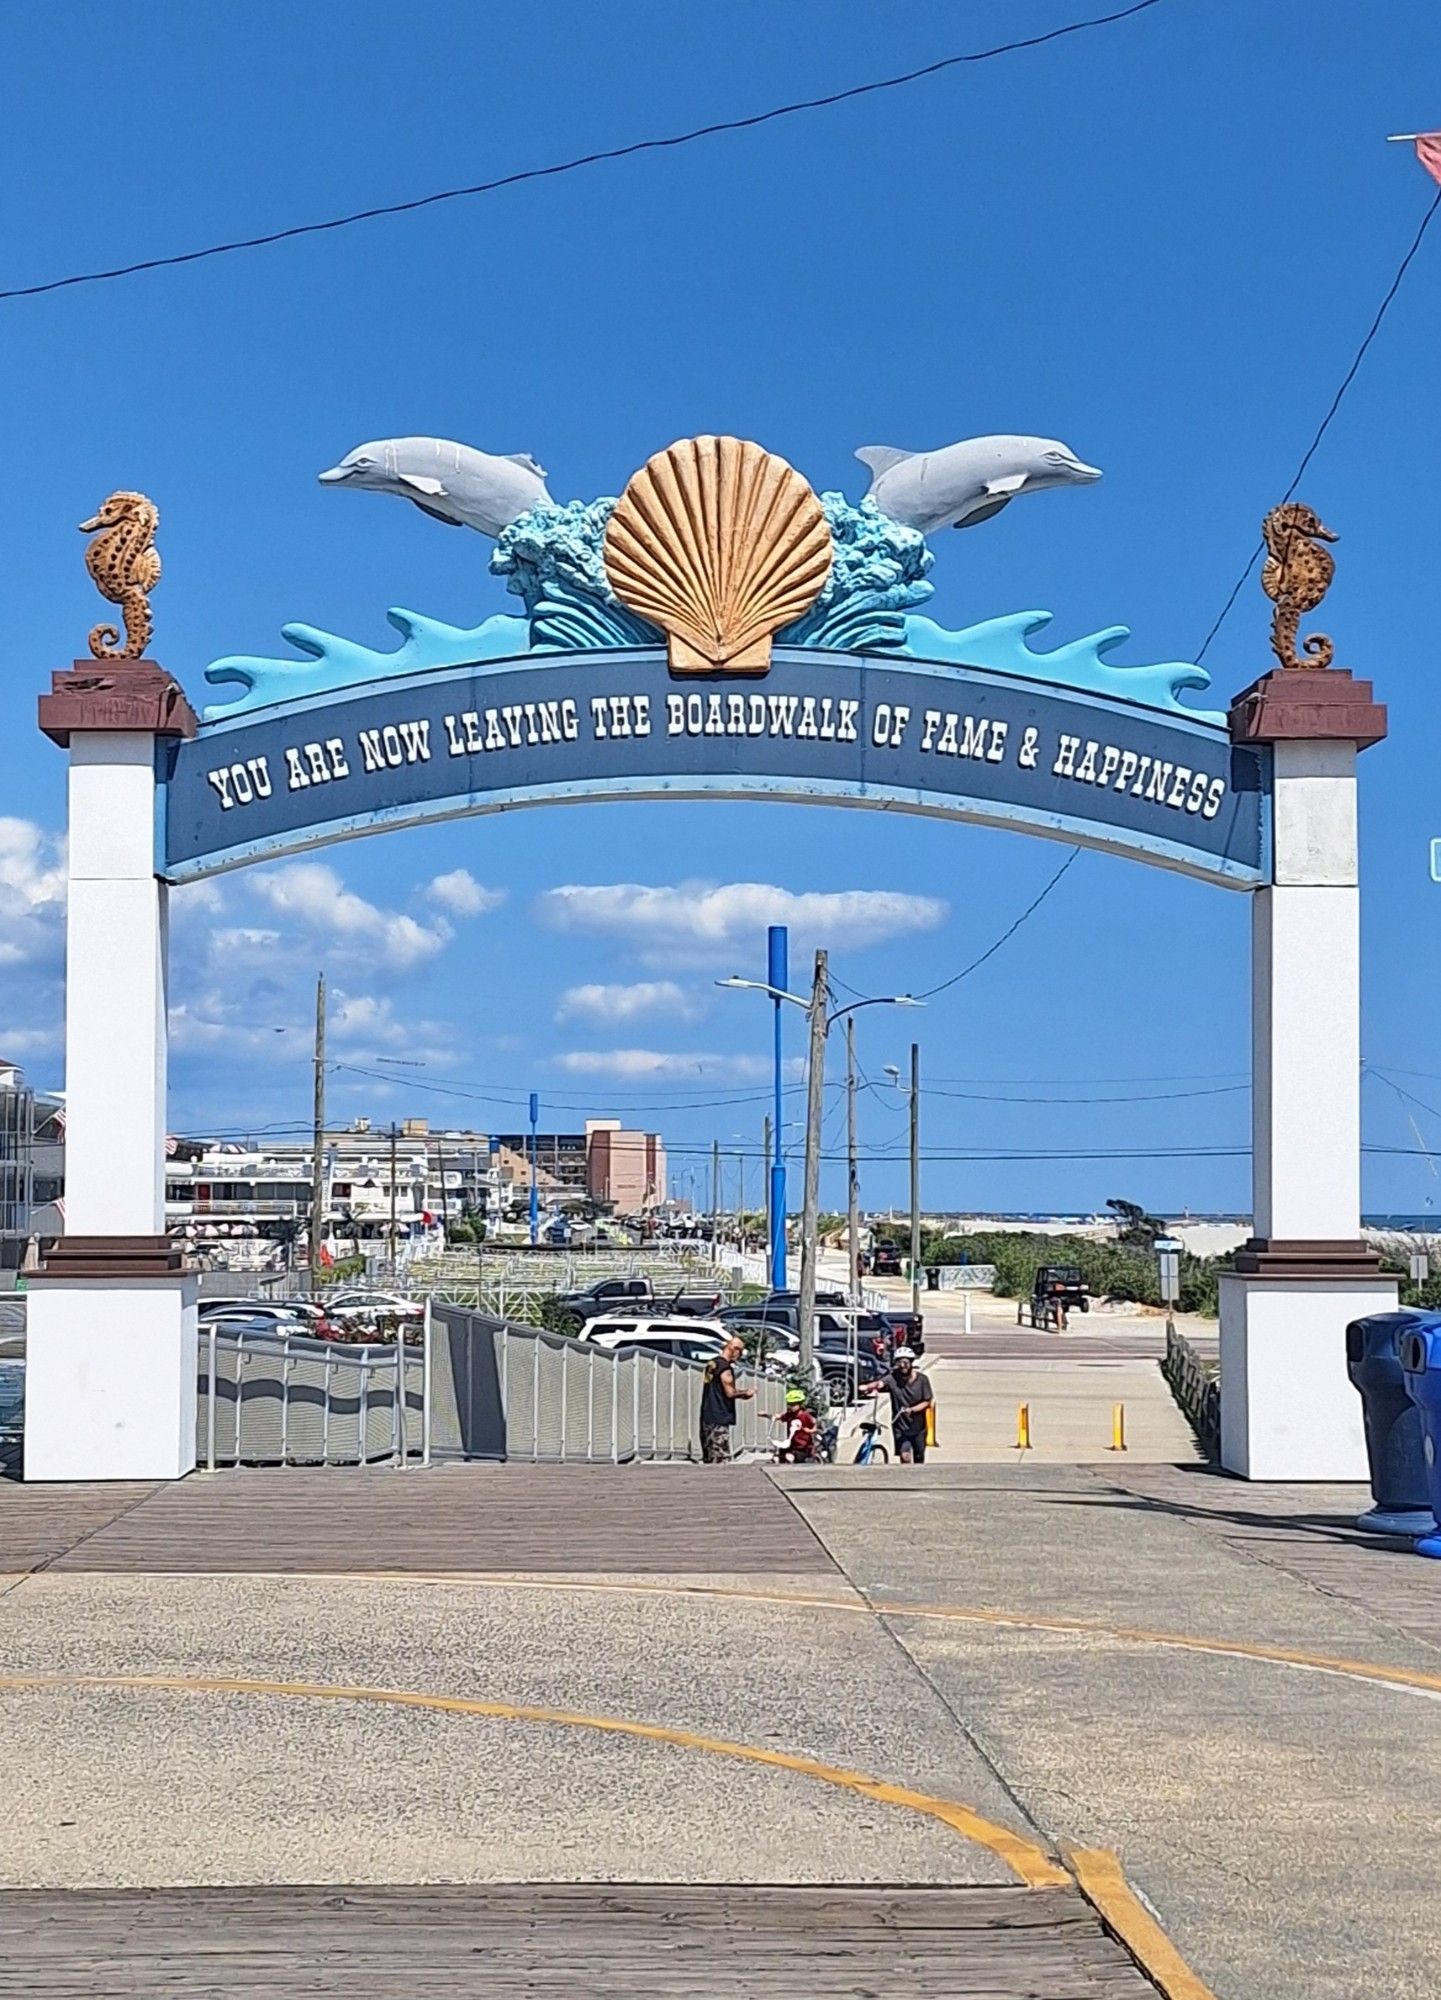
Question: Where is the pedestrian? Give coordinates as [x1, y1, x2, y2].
[699, 1334, 753, 1463]
[875, 1345, 934, 1464]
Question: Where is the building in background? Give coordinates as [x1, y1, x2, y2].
[8, 1094, 669, 1273]
[585, 1119, 667, 1213]
[0, 1060, 64, 1274]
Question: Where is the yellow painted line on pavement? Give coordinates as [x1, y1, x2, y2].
[18, 1567, 1441, 1699]
[0, 1669, 1068, 1890]
[1067, 1846, 1218, 2000]
[215, 1568, 1441, 1704]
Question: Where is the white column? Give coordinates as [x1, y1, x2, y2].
[62, 734, 170, 1232]
[1252, 741, 1360, 1241]
[1221, 737, 1394, 1479]
[25, 729, 197, 1482]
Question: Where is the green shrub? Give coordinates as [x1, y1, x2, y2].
[922, 1230, 1220, 1318]
[536, 1294, 582, 1336]
[316, 1256, 366, 1286]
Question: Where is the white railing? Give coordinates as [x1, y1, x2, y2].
[198, 1310, 432, 1469]
[430, 1307, 785, 1464]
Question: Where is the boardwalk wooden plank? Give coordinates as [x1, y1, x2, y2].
[0, 1884, 1161, 1996]
[33, 1464, 837, 1577]
[0, 1483, 159, 1573]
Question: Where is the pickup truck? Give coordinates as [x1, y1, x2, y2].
[553, 1274, 725, 1327]
[719, 1291, 925, 1357]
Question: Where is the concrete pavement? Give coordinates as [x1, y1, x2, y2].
[5, 1450, 1441, 1996]
[833, 1269, 1205, 1463]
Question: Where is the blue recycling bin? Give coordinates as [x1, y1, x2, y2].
[1346, 1310, 1437, 1536]
[1399, 1321, 1441, 1559]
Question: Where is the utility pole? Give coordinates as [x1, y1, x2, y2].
[711, 1137, 721, 1249]
[798, 949, 828, 1375]
[309, 972, 326, 1291]
[528, 1090, 539, 1246]
[909, 1041, 921, 1319]
[737, 1149, 745, 1241]
[768, 924, 789, 1289]
[846, 1012, 860, 1309]
[763, 1113, 773, 1266]
[387, 1122, 399, 1280]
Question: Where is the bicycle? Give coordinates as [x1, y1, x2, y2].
[853, 1416, 889, 1465]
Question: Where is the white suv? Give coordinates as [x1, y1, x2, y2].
[578, 1316, 730, 1363]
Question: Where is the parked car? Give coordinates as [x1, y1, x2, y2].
[878, 1307, 926, 1356]
[198, 1299, 343, 1339]
[553, 1275, 725, 1328]
[721, 1312, 887, 1402]
[577, 1316, 730, 1364]
[323, 1288, 425, 1331]
[719, 1296, 899, 1359]
[198, 1310, 316, 1344]
[866, 1239, 904, 1276]
[0, 1356, 24, 1469]
[1033, 1266, 1090, 1317]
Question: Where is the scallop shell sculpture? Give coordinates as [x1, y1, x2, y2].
[603, 435, 833, 675]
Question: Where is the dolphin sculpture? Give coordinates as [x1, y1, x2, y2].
[318, 436, 552, 536]
[856, 434, 1101, 534]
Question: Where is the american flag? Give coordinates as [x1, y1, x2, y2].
[165, 1134, 178, 1157]
[1413, 134, 1441, 186]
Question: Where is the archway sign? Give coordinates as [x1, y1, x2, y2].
[28, 436, 1394, 1481]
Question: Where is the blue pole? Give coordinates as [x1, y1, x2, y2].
[528, 1089, 539, 1246]
[768, 925, 788, 1290]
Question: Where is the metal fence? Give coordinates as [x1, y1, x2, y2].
[198, 1319, 430, 1469]
[3, 1294, 786, 1472]
[430, 1306, 786, 1463]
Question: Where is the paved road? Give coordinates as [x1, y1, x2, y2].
[836, 1268, 1204, 1463]
[4, 1458, 1441, 1997]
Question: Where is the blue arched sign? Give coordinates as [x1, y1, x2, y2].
[156, 439, 1267, 888]
[162, 642, 1264, 887]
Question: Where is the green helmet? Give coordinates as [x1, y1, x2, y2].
[785, 1387, 807, 1406]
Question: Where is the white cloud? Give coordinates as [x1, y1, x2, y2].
[427, 868, 505, 917]
[0, 817, 66, 970]
[556, 980, 699, 1025]
[211, 926, 282, 953]
[0, 1023, 62, 1059]
[169, 985, 454, 1067]
[535, 880, 947, 967]
[168, 1002, 301, 1057]
[250, 861, 451, 971]
[171, 879, 226, 915]
[551, 1048, 780, 1082]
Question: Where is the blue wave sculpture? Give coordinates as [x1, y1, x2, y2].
[200, 491, 1215, 722]
[204, 607, 530, 717]
[902, 613, 1218, 722]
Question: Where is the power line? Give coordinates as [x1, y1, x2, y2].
[922, 1080, 1248, 1105]
[0, 1, 1167, 304]
[1194, 182, 1441, 664]
[915, 849, 1081, 999]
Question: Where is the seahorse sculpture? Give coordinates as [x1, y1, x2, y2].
[1261, 501, 1336, 670]
[80, 490, 161, 659]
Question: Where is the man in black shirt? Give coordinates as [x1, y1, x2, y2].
[700, 1334, 754, 1463]
[876, 1347, 934, 1463]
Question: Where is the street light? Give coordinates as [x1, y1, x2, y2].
[885, 1051, 923, 1319]
[717, 976, 922, 1022]
[717, 964, 922, 1371]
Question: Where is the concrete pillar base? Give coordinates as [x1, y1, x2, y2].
[24, 1273, 198, 1481]
[1219, 1271, 1397, 1480]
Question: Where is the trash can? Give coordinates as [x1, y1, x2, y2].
[1400, 1323, 1441, 1559]
[1346, 1309, 1437, 1536]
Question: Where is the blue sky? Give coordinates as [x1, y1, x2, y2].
[2, 0, 1440, 1218]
